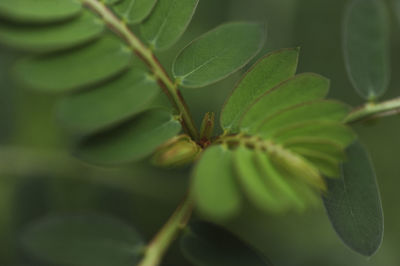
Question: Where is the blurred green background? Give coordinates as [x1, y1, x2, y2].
[0, 0, 399, 265]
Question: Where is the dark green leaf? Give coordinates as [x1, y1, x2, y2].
[181, 221, 272, 266]
[323, 141, 383, 256]
[173, 22, 265, 88]
[240, 73, 329, 133]
[140, 0, 199, 50]
[220, 48, 299, 132]
[76, 109, 181, 165]
[0, 11, 104, 53]
[14, 36, 132, 93]
[57, 67, 159, 135]
[0, 0, 82, 23]
[21, 214, 144, 266]
[113, 0, 157, 24]
[191, 145, 241, 221]
[343, 0, 390, 100]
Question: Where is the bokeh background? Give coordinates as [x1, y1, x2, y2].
[0, 0, 399, 265]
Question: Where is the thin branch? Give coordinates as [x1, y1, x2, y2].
[81, 0, 199, 141]
[345, 97, 400, 123]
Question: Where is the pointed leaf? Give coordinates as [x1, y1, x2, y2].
[173, 22, 265, 88]
[240, 73, 329, 133]
[343, 0, 390, 100]
[21, 214, 144, 266]
[284, 138, 346, 161]
[113, 0, 157, 24]
[257, 100, 350, 138]
[0, 0, 82, 23]
[0, 11, 104, 53]
[220, 48, 299, 132]
[181, 221, 272, 266]
[191, 145, 242, 221]
[14, 36, 132, 93]
[57, 67, 159, 135]
[233, 146, 281, 212]
[323, 141, 383, 256]
[76, 109, 181, 165]
[140, 0, 198, 50]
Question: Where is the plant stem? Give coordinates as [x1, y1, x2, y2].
[81, 0, 199, 141]
[138, 195, 194, 266]
[345, 97, 400, 123]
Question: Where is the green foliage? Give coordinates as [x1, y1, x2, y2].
[181, 221, 272, 266]
[113, 0, 157, 24]
[323, 141, 384, 256]
[343, 0, 390, 100]
[140, 0, 199, 50]
[21, 214, 144, 266]
[173, 22, 265, 88]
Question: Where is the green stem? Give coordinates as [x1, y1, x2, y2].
[345, 97, 400, 123]
[138, 195, 194, 266]
[81, 0, 199, 141]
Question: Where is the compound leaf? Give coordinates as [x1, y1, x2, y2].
[20, 214, 144, 266]
[220, 48, 299, 132]
[0, 11, 104, 53]
[173, 22, 265, 88]
[14, 36, 132, 93]
[0, 0, 82, 24]
[57, 67, 159, 135]
[191, 145, 241, 221]
[113, 0, 158, 24]
[181, 221, 272, 266]
[140, 0, 199, 50]
[343, 0, 390, 100]
[76, 109, 181, 165]
[323, 141, 383, 256]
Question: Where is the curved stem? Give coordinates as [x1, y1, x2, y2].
[81, 0, 199, 141]
[345, 97, 400, 123]
[138, 195, 194, 266]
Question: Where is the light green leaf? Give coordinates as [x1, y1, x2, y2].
[14, 36, 132, 93]
[140, 0, 198, 50]
[0, 11, 104, 53]
[257, 100, 350, 138]
[240, 73, 329, 133]
[284, 138, 346, 161]
[343, 0, 390, 100]
[104, 0, 123, 4]
[57, 67, 159, 135]
[21, 214, 144, 266]
[181, 221, 272, 266]
[191, 145, 242, 221]
[76, 109, 181, 165]
[323, 141, 383, 256]
[113, 0, 157, 24]
[173, 22, 265, 88]
[233, 146, 281, 212]
[0, 0, 81, 23]
[220, 48, 299, 132]
[301, 151, 341, 178]
[272, 121, 356, 148]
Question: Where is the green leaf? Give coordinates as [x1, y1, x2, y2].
[0, 11, 104, 53]
[240, 73, 329, 133]
[173, 22, 265, 88]
[113, 0, 157, 24]
[76, 109, 181, 165]
[301, 151, 341, 177]
[181, 221, 272, 266]
[140, 0, 199, 50]
[14, 36, 132, 93]
[191, 145, 241, 221]
[233, 146, 281, 212]
[343, 0, 390, 100]
[21, 214, 144, 266]
[323, 141, 383, 256]
[104, 0, 123, 4]
[0, 0, 82, 24]
[220, 48, 299, 132]
[272, 121, 356, 148]
[57, 67, 159, 135]
[284, 138, 346, 161]
[256, 100, 350, 138]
